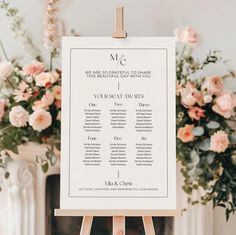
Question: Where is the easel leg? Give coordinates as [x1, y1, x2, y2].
[80, 216, 93, 235]
[113, 216, 125, 235]
[142, 216, 155, 235]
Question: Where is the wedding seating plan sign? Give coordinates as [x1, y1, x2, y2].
[61, 37, 176, 212]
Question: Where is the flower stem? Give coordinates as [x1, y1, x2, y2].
[0, 125, 12, 134]
[6, 76, 15, 89]
[49, 50, 54, 71]
[0, 40, 9, 61]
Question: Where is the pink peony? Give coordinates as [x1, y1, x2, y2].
[29, 109, 52, 132]
[177, 124, 195, 143]
[188, 107, 205, 121]
[9, 106, 29, 127]
[210, 130, 229, 153]
[212, 91, 236, 118]
[0, 99, 6, 121]
[23, 62, 45, 76]
[201, 75, 224, 95]
[175, 26, 202, 48]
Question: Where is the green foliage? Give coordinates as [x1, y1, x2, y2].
[176, 45, 236, 220]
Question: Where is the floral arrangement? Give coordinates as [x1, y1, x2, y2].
[0, 1, 61, 174]
[0, 0, 236, 220]
[176, 27, 236, 219]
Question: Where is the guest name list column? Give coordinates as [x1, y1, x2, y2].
[69, 48, 168, 198]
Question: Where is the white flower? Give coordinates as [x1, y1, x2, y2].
[175, 26, 202, 48]
[29, 109, 52, 132]
[203, 95, 213, 103]
[9, 106, 29, 127]
[34, 72, 54, 87]
[0, 62, 13, 81]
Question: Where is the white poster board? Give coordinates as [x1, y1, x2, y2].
[60, 37, 176, 212]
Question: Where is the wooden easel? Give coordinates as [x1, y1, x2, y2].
[55, 209, 182, 234]
[55, 6, 182, 234]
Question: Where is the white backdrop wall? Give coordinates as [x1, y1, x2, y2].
[0, 0, 236, 234]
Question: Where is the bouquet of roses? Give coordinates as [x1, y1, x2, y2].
[0, 60, 61, 173]
[176, 27, 236, 219]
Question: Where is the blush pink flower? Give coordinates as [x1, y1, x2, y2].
[52, 85, 61, 100]
[13, 81, 32, 102]
[42, 91, 54, 105]
[23, 62, 45, 76]
[181, 82, 204, 107]
[201, 75, 224, 95]
[212, 91, 236, 118]
[9, 106, 29, 127]
[188, 107, 205, 121]
[32, 100, 49, 111]
[29, 109, 52, 132]
[0, 99, 6, 121]
[35, 72, 54, 87]
[210, 130, 229, 153]
[175, 26, 202, 48]
[177, 124, 195, 143]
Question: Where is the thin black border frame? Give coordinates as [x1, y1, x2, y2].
[68, 47, 169, 198]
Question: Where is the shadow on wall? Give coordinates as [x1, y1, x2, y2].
[46, 175, 173, 235]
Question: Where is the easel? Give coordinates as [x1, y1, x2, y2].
[55, 6, 181, 234]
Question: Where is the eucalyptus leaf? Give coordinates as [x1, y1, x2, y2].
[190, 150, 200, 165]
[187, 168, 195, 177]
[192, 126, 204, 136]
[41, 161, 49, 173]
[50, 155, 57, 166]
[229, 134, 236, 144]
[4, 172, 10, 179]
[199, 139, 210, 151]
[207, 121, 220, 129]
[207, 153, 216, 164]
[195, 168, 204, 176]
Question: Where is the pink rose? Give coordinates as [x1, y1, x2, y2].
[188, 107, 205, 121]
[180, 82, 204, 107]
[52, 85, 61, 100]
[23, 62, 45, 76]
[29, 109, 52, 132]
[35, 72, 54, 87]
[177, 124, 195, 143]
[210, 130, 229, 153]
[42, 91, 54, 105]
[175, 26, 202, 48]
[32, 100, 49, 111]
[9, 106, 29, 127]
[212, 91, 236, 118]
[201, 75, 224, 95]
[0, 99, 6, 121]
